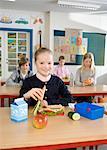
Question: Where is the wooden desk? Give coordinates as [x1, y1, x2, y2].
[1, 85, 107, 106]
[0, 86, 20, 107]
[63, 79, 70, 85]
[1, 85, 107, 98]
[64, 81, 70, 85]
[69, 85, 107, 97]
[1, 107, 107, 150]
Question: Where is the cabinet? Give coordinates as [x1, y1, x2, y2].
[0, 28, 33, 80]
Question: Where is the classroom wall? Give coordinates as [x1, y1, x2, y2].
[49, 12, 107, 81]
[0, 9, 49, 76]
[1, 9, 107, 82]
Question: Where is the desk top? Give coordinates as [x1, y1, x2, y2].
[0, 85, 20, 96]
[69, 85, 107, 96]
[1, 107, 107, 149]
[1, 85, 107, 97]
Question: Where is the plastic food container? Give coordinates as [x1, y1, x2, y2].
[75, 102, 104, 120]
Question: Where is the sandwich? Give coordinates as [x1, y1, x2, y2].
[38, 104, 65, 116]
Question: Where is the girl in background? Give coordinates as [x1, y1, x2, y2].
[75, 52, 96, 103]
[54, 56, 70, 82]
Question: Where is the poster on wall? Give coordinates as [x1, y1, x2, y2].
[54, 29, 87, 64]
[65, 28, 86, 55]
[54, 36, 76, 63]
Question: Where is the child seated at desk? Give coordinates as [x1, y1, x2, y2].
[54, 56, 70, 82]
[19, 47, 75, 107]
[75, 52, 96, 103]
[6, 57, 33, 86]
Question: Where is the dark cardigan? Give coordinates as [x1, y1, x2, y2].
[19, 74, 74, 106]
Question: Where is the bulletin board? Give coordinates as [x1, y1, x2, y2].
[54, 30, 106, 65]
[83, 32, 106, 65]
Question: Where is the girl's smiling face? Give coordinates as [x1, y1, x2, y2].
[36, 52, 53, 77]
[83, 58, 92, 68]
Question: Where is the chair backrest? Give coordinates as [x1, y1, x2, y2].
[96, 73, 107, 85]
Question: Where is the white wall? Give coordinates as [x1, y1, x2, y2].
[1, 9, 107, 81]
[49, 12, 107, 80]
[0, 9, 49, 75]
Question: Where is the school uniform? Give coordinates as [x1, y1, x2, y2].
[74, 67, 96, 103]
[20, 74, 74, 106]
[6, 69, 33, 86]
[54, 65, 70, 79]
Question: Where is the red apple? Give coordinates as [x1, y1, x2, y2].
[32, 114, 48, 129]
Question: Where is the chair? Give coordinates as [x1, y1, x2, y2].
[96, 73, 107, 85]
[83, 146, 98, 150]
[0, 81, 15, 107]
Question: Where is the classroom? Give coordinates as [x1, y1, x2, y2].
[1, 0, 107, 150]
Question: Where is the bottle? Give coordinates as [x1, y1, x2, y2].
[70, 72, 74, 87]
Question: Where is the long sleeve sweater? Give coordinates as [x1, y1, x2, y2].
[20, 74, 74, 106]
[75, 68, 96, 86]
[6, 69, 33, 86]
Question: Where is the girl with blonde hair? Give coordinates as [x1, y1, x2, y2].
[75, 52, 96, 103]
[75, 52, 96, 87]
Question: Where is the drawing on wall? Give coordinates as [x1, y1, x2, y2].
[18, 39, 26, 52]
[54, 29, 87, 63]
[15, 18, 29, 24]
[8, 52, 16, 58]
[8, 39, 16, 52]
[8, 33, 16, 38]
[8, 59, 17, 72]
[82, 38, 88, 55]
[0, 16, 12, 24]
[18, 33, 26, 38]
[33, 17, 43, 24]
[54, 36, 76, 63]
[35, 17, 43, 48]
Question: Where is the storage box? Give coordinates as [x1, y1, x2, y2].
[10, 97, 28, 122]
[75, 102, 104, 120]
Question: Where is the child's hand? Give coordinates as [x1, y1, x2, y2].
[83, 78, 94, 86]
[41, 100, 48, 107]
[23, 86, 46, 101]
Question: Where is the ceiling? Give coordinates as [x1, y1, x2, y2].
[0, 0, 107, 15]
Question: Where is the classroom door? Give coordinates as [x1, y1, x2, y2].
[0, 28, 33, 81]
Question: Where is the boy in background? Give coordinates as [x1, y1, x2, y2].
[6, 57, 33, 86]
